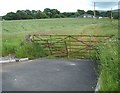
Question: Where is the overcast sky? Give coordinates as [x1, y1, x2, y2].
[0, 0, 119, 16]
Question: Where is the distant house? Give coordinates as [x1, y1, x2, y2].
[97, 16, 103, 19]
[76, 13, 103, 19]
[80, 13, 94, 18]
[93, 16, 103, 19]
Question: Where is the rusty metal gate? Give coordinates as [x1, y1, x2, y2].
[29, 34, 114, 59]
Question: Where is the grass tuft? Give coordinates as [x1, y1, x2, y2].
[2, 42, 17, 56]
[15, 42, 47, 59]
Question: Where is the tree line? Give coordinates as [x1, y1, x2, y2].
[2, 8, 119, 20]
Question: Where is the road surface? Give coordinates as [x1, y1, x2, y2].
[2, 58, 98, 91]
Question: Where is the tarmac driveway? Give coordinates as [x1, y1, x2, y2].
[2, 58, 98, 91]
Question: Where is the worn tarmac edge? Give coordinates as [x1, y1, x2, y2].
[95, 77, 100, 92]
[0, 58, 29, 63]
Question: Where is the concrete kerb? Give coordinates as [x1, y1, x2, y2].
[19, 58, 29, 62]
[95, 77, 101, 92]
[0, 58, 29, 63]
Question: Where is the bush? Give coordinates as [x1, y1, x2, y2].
[15, 42, 47, 59]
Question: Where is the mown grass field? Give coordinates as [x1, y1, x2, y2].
[1, 18, 119, 91]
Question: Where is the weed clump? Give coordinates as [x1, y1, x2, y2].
[2, 42, 17, 56]
[2, 42, 48, 59]
[15, 42, 47, 59]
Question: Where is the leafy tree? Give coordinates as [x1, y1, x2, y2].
[100, 11, 107, 17]
[51, 9, 60, 14]
[52, 14, 61, 18]
[95, 10, 100, 16]
[16, 10, 25, 19]
[106, 11, 112, 18]
[31, 10, 37, 18]
[59, 13, 66, 18]
[43, 8, 52, 18]
[86, 10, 94, 15]
[4, 12, 17, 20]
[16, 10, 33, 19]
[62, 12, 75, 17]
[74, 12, 80, 17]
[51, 9, 60, 18]
[24, 10, 32, 15]
[31, 10, 37, 14]
[77, 9, 85, 15]
[35, 11, 48, 19]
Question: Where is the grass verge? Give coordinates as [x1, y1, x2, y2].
[94, 38, 119, 91]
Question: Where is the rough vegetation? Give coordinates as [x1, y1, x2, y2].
[94, 39, 119, 91]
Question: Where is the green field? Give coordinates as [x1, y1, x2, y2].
[2, 18, 118, 42]
[1, 18, 119, 91]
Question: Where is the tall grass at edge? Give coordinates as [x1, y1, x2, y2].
[2, 42, 48, 59]
[93, 38, 119, 91]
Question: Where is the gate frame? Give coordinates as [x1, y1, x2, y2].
[29, 34, 114, 59]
